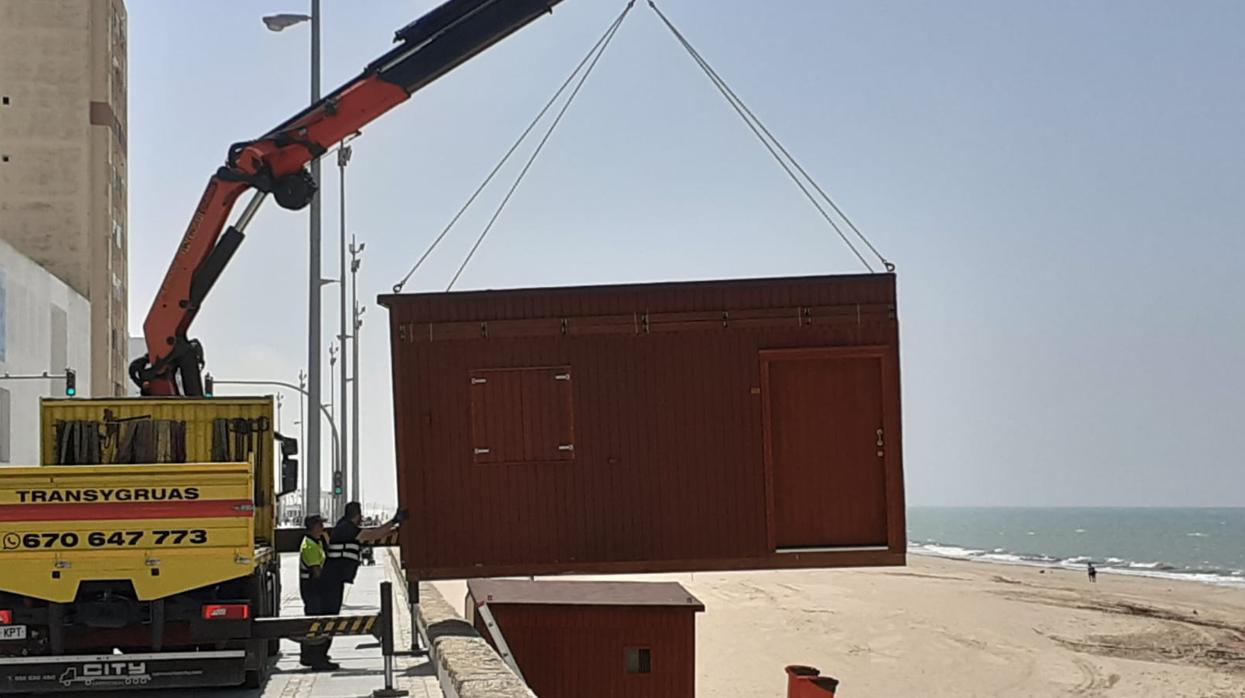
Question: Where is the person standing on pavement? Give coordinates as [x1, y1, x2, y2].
[299, 514, 327, 612]
[315, 502, 405, 668]
[298, 514, 332, 669]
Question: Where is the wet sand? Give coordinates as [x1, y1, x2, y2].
[433, 555, 1245, 696]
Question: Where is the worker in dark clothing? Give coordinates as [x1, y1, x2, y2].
[314, 502, 405, 667]
[298, 514, 331, 669]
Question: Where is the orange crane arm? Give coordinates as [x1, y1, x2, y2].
[134, 0, 565, 396]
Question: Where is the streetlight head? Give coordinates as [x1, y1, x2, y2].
[263, 13, 312, 32]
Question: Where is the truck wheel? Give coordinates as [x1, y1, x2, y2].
[242, 650, 270, 688]
[242, 639, 270, 689]
[266, 567, 281, 657]
[249, 565, 282, 657]
[242, 669, 263, 690]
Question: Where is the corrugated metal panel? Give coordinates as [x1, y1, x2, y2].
[39, 397, 278, 544]
[381, 274, 904, 579]
[474, 603, 698, 698]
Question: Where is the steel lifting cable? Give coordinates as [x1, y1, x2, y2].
[647, 1, 894, 273]
[392, 1, 636, 294]
[447, 4, 633, 290]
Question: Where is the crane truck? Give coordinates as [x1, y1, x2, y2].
[0, 0, 566, 692]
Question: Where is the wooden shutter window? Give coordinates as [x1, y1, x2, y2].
[470, 367, 574, 464]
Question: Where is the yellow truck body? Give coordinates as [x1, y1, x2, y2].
[0, 462, 256, 603]
[0, 397, 287, 691]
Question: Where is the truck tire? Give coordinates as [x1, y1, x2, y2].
[242, 639, 270, 689]
[247, 564, 282, 657]
[266, 565, 282, 657]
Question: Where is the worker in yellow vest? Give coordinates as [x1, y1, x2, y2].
[298, 514, 334, 670]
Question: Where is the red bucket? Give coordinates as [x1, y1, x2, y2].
[785, 665, 840, 697]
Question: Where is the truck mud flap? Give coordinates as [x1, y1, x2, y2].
[0, 650, 245, 694]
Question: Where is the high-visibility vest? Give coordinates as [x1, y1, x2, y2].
[326, 539, 362, 563]
[299, 536, 325, 580]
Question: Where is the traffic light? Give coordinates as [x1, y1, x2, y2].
[276, 435, 299, 497]
[203, 374, 214, 397]
[64, 369, 76, 397]
[332, 471, 344, 496]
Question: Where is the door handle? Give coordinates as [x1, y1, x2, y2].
[876, 428, 884, 457]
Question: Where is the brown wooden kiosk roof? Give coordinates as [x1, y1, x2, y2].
[468, 579, 704, 611]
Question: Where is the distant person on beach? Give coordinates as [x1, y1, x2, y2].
[1087, 562, 1097, 583]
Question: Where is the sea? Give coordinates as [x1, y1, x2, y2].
[907, 507, 1245, 588]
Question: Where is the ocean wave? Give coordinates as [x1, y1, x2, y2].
[1186, 532, 1208, 538]
[908, 541, 1245, 588]
[979, 552, 1025, 563]
[909, 543, 983, 559]
[1106, 567, 1245, 587]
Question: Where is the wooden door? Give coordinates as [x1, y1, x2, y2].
[762, 349, 889, 549]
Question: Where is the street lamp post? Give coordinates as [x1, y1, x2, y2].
[328, 341, 338, 420]
[337, 141, 353, 510]
[298, 368, 306, 503]
[328, 341, 338, 491]
[349, 237, 365, 504]
[262, 1, 322, 515]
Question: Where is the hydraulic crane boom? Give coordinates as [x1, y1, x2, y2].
[132, 0, 565, 396]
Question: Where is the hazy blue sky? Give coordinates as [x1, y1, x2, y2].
[127, 1, 1244, 507]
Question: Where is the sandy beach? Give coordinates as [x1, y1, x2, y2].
[433, 555, 1245, 697]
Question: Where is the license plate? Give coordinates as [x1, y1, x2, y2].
[0, 626, 25, 641]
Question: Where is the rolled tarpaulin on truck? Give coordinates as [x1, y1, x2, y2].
[52, 420, 102, 465]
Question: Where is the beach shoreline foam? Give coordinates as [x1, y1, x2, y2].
[909, 540, 1245, 588]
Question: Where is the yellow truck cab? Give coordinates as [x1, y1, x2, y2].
[0, 397, 294, 693]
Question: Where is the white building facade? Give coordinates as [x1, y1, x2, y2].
[0, 238, 91, 465]
[127, 335, 144, 396]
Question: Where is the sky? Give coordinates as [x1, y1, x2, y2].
[126, 0, 1244, 508]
